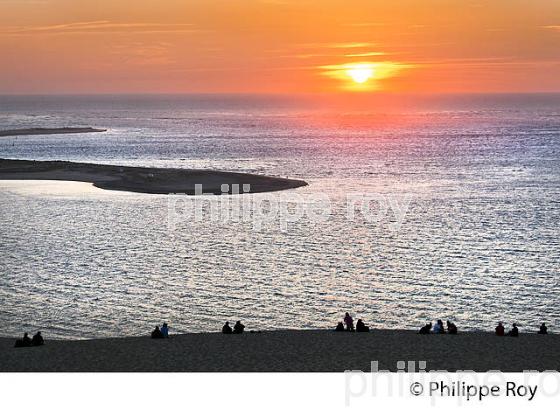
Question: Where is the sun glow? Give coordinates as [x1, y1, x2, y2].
[320, 61, 410, 91]
[346, 64, 374, 83]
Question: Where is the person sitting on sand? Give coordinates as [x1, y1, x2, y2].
[31, 331, 44, 346]
[151, 326, 164, 339]
[433, 320, 445, 334]
[356, 319, 369, 332]
[447, 321, 457, 335]
[508, 323, 519, 337]
[233, 321, 245, 334]
[344, 313, 354, 332]
[161, 323, 169, 338]
[14, 332, 32, 348]
[419, 322, 432, 334]
[222, 321, 233, 334]
[495, 322, 505, 336]
[538, 323, 548, 335]
[335, 322, 345, 332]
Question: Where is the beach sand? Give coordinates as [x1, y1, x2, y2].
[1, 330, 558, 372]
[0, 158, 308, 194]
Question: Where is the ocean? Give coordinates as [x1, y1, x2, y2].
[0, 93, 559, 339]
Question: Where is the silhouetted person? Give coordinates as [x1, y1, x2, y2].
[233, 321, 245, 334]
[447, 321, 457, 335]
[495, 322, 505, 336]
[538, 323, 547, 335]
[161, 323, 169, 338]
[508, 323, 519, 337]
[222, 321, 233, 334]
[335, 322, 344, 332]
[31, 331, 44, 346]
[344, 313, 354, 332]
[151, 326, 163, 339]
[433, 320, 445, 334]
[419, 322, 432, 334]
[14, 333, 31, 348]
[22, 332, 32, 347]
[356, 319, 369, 332]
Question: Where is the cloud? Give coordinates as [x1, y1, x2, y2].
[261, 50, 388, 61]
[0, 0, 48, 4]
[329, 42, 375, 49]
[409, 56, 560, 68]
[344, 51, 386, 57]
[293, 42, 378, 50]
[1, 21, 198, 35]
[543, 25, 560, 32]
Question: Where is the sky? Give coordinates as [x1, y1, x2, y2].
[0, 0, 559, 94]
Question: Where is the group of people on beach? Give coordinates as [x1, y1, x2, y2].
[14, 318, 552, 346]
[417, 320, 548, 336]
[331, 313, 550, 337]
[418, 320, 458, 334]
[14, 331, 44, 348]
[334, 313, 371, 332]
[494, 322, 548, 337]
[222, 321, 245, 334]
[11, 318, 552, 347]
[149, 320, 247, 338]
[151, 323, 169, 339]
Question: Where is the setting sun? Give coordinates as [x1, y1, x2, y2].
[346, 65, 374, 84]
[320, 61, 410, 91]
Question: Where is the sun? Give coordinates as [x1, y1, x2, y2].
[346, 64, 374, 84]
[320, 61, 409, 91]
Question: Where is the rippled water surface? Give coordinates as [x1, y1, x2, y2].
[0, 94, 559, 339]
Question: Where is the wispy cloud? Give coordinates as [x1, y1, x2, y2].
[1, 21, 199, 35]
[293, 42, 378, 50]
[0, 0, 48, 4]
[543, 25, 560, 32]
[329, 42, 375, 49]
[409, 56, 560, 68]
[344, 51, 386, 57]
[260, 50, 388, 61]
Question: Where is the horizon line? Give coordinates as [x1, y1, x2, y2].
[2, 91, 560, 97]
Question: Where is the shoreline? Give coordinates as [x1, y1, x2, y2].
[2, 329, 558, 372]
[0, 158, 308, 194]
[0, 127, 107, 137]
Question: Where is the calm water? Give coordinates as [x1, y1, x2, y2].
[0, 94, 559, 339]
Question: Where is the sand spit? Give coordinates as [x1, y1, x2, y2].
[0, 158, 308, 194]
[0, 127, 107, 137]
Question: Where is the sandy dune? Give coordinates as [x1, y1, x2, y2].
[0, 158, 308, 194]
[1, 330, 558, 372]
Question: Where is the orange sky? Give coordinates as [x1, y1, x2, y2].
[1, 0, 559, 94]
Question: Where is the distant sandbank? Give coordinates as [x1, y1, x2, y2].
[0, 158, 308, 194]
[1, 329, 558, 372]
[0, 127, 107, 137]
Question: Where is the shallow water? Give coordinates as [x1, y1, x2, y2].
[0, 94, 559, 339]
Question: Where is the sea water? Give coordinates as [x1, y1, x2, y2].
[0, 94, 558, 339]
